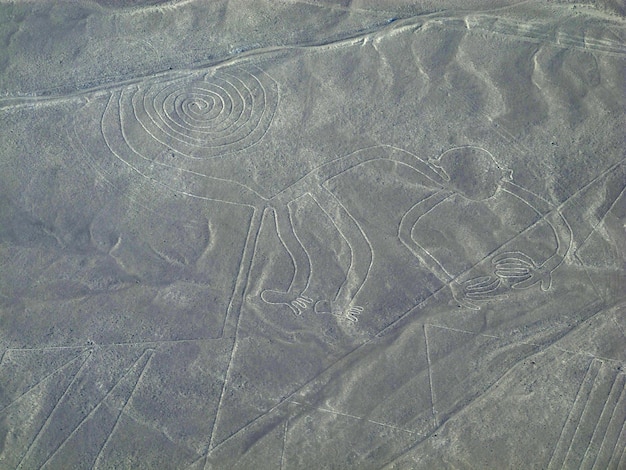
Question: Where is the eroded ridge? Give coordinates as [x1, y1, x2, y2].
[462, 14, 626, 57]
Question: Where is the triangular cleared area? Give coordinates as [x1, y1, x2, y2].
[0, 348, 88, 412]
[295, 323, 435, 434]
[37, 350, 155, 470]
[0, 349, 91, 468]
[0, 346, 154, 469]
[84, 404, 200, 470]
[122, 340, 235, 459]
[282, 402, 418, 469]
[205, 406, 288, 470]
[424, 323, 541, 425]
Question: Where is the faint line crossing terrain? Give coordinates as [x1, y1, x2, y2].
[461, 14, 626, 57]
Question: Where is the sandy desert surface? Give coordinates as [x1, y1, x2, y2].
[0, 0, 625, 468]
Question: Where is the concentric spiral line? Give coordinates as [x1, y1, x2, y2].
[118, 66, 278, 161]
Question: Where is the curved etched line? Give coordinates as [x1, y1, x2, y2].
[501, 181, 573, 286]
[307, 196, 355, 302]
[68, 104, 172, 223]
[313, 186, 373, 306]
[275, 204, 310, 295]
[158, 79, 237, 133]
[143, 76, 245, 143]
[138, 81, 233, 148]
[123, 67, 277, 159]
[398, 191, 455, 282]
[274, 145, 445, 202]
[104, 90, 263, 206]
[464, 276, 501, 293]
[434, 175, 574, 290]
[260, 205, 312, 308]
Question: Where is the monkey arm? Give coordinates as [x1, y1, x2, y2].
[499, 181, 573, 289]
[398, 190, 455, 283]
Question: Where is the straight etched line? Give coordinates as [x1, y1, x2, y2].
[208, 207, 264, 452]
[617, 447, 626, 470]
[6, 339, 227, 351]
[209, 397, 293, 453]
[423, 324, 437, 427]
[605, 385, 626, 470]
[463, 20, 626, 55]
[186, 455, 206, 470]
[576, 253, 606, 302]
[92, 350, 155, 469]
[280, 418, 288, 470]
[555, 158, 626, 216]
[617, 441, 626, 470]
[611, 315, 626, 343]
[576, 185, 626, 254]
[220, 206, 264, 337]
[0, 352, 89, 415]
[208, 340, 239, 453]
[16, 351, 92, 469]
[425, 324, 500, 339]
[38, 350, 155, 470]
[372, 262, 601, 343]
[583, 374, 626, 470]
[580, 375, 624, 468]
[563, 362, 614, 469]
[5, 346, 91, 352]
[288, 401, 418, 435]
[419, 319, 624, 365]
[608, 423, 626, 469]
[1, 9, 621, 114]
[365, 418, 420, 435]
[547, 358, 602, 470]
[91, 338, 230, 347]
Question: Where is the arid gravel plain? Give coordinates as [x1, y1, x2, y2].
[0, 0, 624, 468]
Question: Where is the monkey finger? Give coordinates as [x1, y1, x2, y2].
[465, 278, 501, 293]
[464, 276, 495, 288]
[492, 251, 535, 266]
[494, 260, 532, 270]
[495, 268, 530, 278]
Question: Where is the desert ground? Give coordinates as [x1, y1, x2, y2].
[0, 0, 624, 468]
